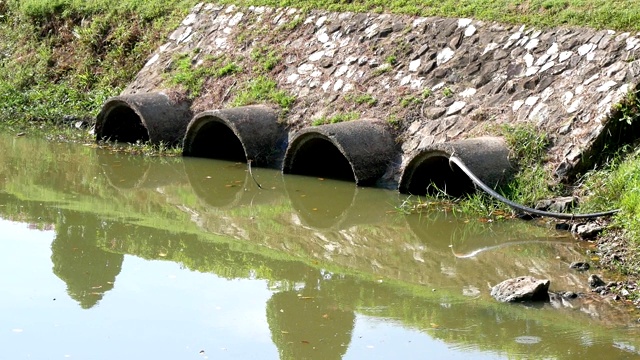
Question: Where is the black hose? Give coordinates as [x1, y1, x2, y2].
[448, 156, 620, 220]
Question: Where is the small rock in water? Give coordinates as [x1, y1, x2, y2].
[569, 262, 590, 271]
[491, 276, 550, 303]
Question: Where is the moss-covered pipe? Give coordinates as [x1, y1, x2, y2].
[282, 119, 396, 186]
[182, 105, 287, 169]
[95, 92, 193, 146]
[399, 136, 513, 197]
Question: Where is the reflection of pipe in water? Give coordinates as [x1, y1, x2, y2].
[183, 106, 287, 169]
[283, 119, 396, 186]
[95, 92, 193, 145]
[184, 156, 285, 209]
[285, 175, 399, 230]
[406, 209, 573, 257]
[98, 149, 187, 190]
[285, 175, 357, 229]
[399, 136, 512, 197]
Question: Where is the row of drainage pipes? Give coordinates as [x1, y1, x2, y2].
[95, 92, 514, 198]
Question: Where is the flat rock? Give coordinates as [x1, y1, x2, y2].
[491, 276, 550, 303]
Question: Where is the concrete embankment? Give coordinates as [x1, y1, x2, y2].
[98, 3, 640, 190]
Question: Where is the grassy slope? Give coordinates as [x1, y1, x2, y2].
[2, 0, 640, 273]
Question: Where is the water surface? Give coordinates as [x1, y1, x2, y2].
[1, 134, 639, 359]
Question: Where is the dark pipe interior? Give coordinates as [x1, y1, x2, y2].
[100, 106, 150, 143]
[188, 121, 247, 162]
[404, 155, 475, 197]
[287, 138, 355, 182]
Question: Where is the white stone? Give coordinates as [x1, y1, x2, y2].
[598, 92, 613, 109]
[539, 61, 555, 73]
[596, 80, 617, 92]
[322, 81, 332, 92]
[575, 85, 584, 95]
[512, 100, 524, 111]
[342, 83, 354, 92]
[525, 38, 539, 51]
[214, 37, 227, 49]
[432, 82, 446, 91]
[583, 74, 599, 86]
[459, 88, 477, 98]
[318, 32, 329, 43]
[546, 42, 559, 55]
[577, 43, 596, 56]
[525, 66, 539, 77]
[365, 23, 379, 38]
[286, 8, 297, 15]
[535, 54, 550, 66]
[458, 18, 472, 28]
[225, 4, 236, 13]
[310, 70, 322, 78]
[410, 78, 424, 89]
[531, 30, 542, 39]
[516, 36, 529, 47]
[464, 25, 476, 37]
[409, 59, 421, 72]
[287, 73, 300, 83]
[309, 79, 320, 88]
[586, 51, 596, 61]
[627, 37, 640, 50]
[567, 98, 582, 113]
[333, 79, 344, 91]
[309, 51, 324, 62]
[539, 88, 554, 103]
[562, 91, 574, 105]
[559, 51, 573, 62]
[447, 101, 466, 115]
[298, 63, 316, 75]
[335, 65, 349, 77]
[618, 83, 631, 95]
[524, 53, 534, 68]
[525, 96, 539, 106]
[482, 42, 499, 55]
[437, 47, 455, 65]
[228, 12, 244, 26]
[316, 16, 327, 27]
[345, 56, 358, 64]
[529, 103, 549, 124]
[182, 13, 197, 26]
[412, 18, 428, 28]
[509, 32, 522, 41]
[323, 41, 337, 50]
[400, 74, 412, 86]
[145, 54, 159, 67]
[177, 27, 193, 43]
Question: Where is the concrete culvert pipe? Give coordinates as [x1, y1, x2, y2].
[182, 105, 287, 169]
[399, 136, 513, 197]
[282, 119, 395, 186]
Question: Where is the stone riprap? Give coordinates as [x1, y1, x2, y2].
[124, 3, 640, 184]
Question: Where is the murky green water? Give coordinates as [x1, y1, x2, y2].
[1, 133, 640, 359]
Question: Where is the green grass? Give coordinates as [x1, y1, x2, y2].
[166, 53, 242, 98]
[231, 75, 296, 110]
[312, 112, 360, 126]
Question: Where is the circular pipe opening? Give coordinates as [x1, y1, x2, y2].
[99, 105, 149, 143]
[285, 138, 355, 182]
[187, 121, 247, 162]
[402, 154, 475, 197]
